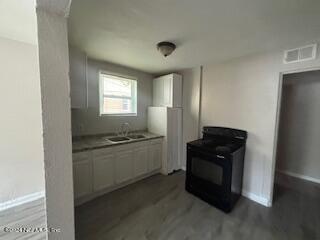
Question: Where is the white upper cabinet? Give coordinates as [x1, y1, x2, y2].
[153, 73, 182, 107]
[69, 46, 88, 109]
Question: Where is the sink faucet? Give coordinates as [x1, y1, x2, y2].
[118, 123, 130, 137]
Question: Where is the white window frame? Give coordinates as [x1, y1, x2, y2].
[99, 71, 138, 116]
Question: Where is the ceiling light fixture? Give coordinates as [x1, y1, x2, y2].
[157, 41, 176, 57]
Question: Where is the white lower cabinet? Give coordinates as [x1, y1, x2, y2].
[93, 154, 115, 191]
[73, 138, 163, 202]
[148, 143, 162, 171]
[115, 150, 134, 184]
[133, 146, 149, 177]
[73, 159, 93, 199]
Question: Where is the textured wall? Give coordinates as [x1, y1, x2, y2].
[71, 58, 153, 136]
[37, 5, 75, 240]
[277, 70, 320, 181]
[0, 36, 45, 203]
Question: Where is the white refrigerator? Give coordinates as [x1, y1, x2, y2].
[148, 106, 182, 175]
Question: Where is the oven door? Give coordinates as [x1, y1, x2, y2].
[186, 146, 231, 200]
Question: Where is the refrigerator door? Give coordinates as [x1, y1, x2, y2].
[167, 108, 182, 172]
[147, 107, 182, 174]
[147, 107, 167, 136]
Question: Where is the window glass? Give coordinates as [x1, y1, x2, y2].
[100, 73, 137, 115]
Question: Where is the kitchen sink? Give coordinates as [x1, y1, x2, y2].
[128, 134, 146, 139]
[108, 136, 130, 142]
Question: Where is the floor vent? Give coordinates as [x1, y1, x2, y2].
[284, 44, 317, 64]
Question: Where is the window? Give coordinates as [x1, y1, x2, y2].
[99, 72, 137, 115]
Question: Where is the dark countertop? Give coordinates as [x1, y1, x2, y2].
[72, 131, 163, 153]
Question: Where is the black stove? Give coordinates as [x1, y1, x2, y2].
[185, 126, 247, 213]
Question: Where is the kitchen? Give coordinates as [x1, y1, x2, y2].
[1, 0, 320, 239]
[66, 0, 320, 235]
[70, 42, 184, 197]
[68, 0, 320, 238]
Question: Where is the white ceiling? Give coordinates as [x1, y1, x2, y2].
[0, 0, 37, 44]
[68, 0, 320, 74]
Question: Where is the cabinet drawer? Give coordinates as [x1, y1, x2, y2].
[129, 141, 147, 149]
[149, 138, 163, 145]
[112, 143, 136, 152]
[92, 147, 113, 157]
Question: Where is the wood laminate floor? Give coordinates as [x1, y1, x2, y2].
[75, 171, 320, 240]
[0, 198, 46, 240]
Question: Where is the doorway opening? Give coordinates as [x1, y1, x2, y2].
[272, 69, 320, 211]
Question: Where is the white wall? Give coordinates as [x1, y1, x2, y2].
[0, 36, 45, 204]
[276, 70, 320, 181]
[72, 58, 153, 136]
[178, 67, 201, 169]
[0, 0, 38, 45]
[200, 40, 320, 205]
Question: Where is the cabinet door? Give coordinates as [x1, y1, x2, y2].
[69, 46, 87, 109]
[73, 160, 93, 199]
[115, 150, 134, 184]
[148, 143, 162, 171]
[153, 74, 182, 107]
[153, 77, 164, 106]
[133, 147, 148, 177]
[163, 76, 172, 107]
[93, 154, 115, 191]
[172, 74, 182, 107]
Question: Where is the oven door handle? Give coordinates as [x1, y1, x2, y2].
[216, 155, 225, 159]
[235, 136, 245, 139]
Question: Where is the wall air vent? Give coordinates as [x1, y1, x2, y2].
[283, 44, 317, 64]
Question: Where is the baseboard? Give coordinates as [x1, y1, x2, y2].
[242, 190, 271, 207]
[0, 191, 45, 212]
[277, 170, 320, 184]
